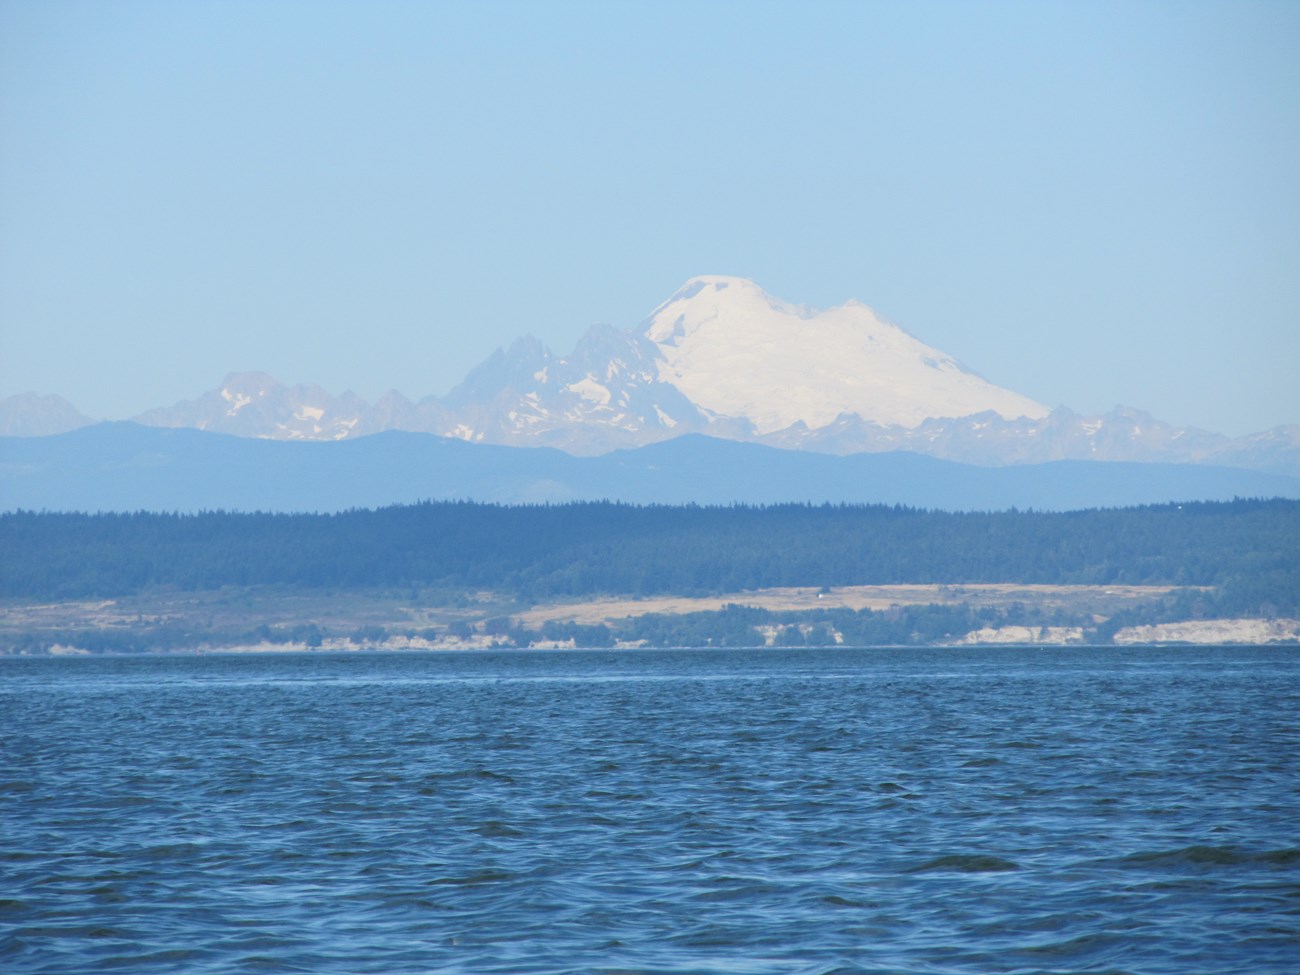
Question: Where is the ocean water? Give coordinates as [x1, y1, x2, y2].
[2, 647, 1297, 974]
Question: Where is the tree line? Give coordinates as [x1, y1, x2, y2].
[2, 499, 1296, 617]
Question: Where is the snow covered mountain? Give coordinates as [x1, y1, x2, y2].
[6, 276, 1296, 476]
[431, 275, 1048, 449]
[113, 365, 1299, 476]
[769, 406, 1300, 477]
[643, 276, 1047, 432]
[125, 276, 1051, 452]
[130, 371, 449, 442]
[432, 326, 720, 452]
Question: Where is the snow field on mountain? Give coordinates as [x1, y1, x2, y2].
[645, 276, 1048, 433]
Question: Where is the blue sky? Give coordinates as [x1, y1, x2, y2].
[2, 0, 1297, 436]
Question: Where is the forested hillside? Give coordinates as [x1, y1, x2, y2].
[3, 500, 1296, 617]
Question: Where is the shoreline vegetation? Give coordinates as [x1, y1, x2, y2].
[3, 499, 1296, 654]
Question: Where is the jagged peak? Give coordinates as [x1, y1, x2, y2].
[505, 334, 549, 358]
[442, 334, 554, 409]
[374, 389, 414, 406]
[218, 371, 283, 395]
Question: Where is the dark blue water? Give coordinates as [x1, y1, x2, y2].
[2, 648, 1297, 974]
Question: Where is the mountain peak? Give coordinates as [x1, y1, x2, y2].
[644, 276, 806, 342]
[641, 277, 1048, 433]
[219, 371, 283, 395]
[0, 392, 95, 437]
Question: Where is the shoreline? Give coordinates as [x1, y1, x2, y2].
[19, 616, 1300, 657]
[4, 584, 1294, 656]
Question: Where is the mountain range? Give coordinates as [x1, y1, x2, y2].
[4, 423, 1298, 513]
[4, 275, 1297, 477]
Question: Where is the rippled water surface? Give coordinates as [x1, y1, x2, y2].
[3, 647, 1298, 974]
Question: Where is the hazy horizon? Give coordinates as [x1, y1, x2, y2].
[3, 1, 1298, 436]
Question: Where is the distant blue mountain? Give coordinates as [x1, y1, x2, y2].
[2, 423, 1298, 513]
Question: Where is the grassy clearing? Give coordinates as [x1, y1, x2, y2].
[513, 584, 1188, 628]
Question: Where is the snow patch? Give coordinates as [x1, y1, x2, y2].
[566, 376, 612, 406]
[221, 389, 252, 416]
[654, 406, 678, 429]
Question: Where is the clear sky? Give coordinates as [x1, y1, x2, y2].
[2, 0, 1297, 436]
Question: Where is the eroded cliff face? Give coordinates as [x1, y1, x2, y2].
[1112, 619, 1300, 645]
